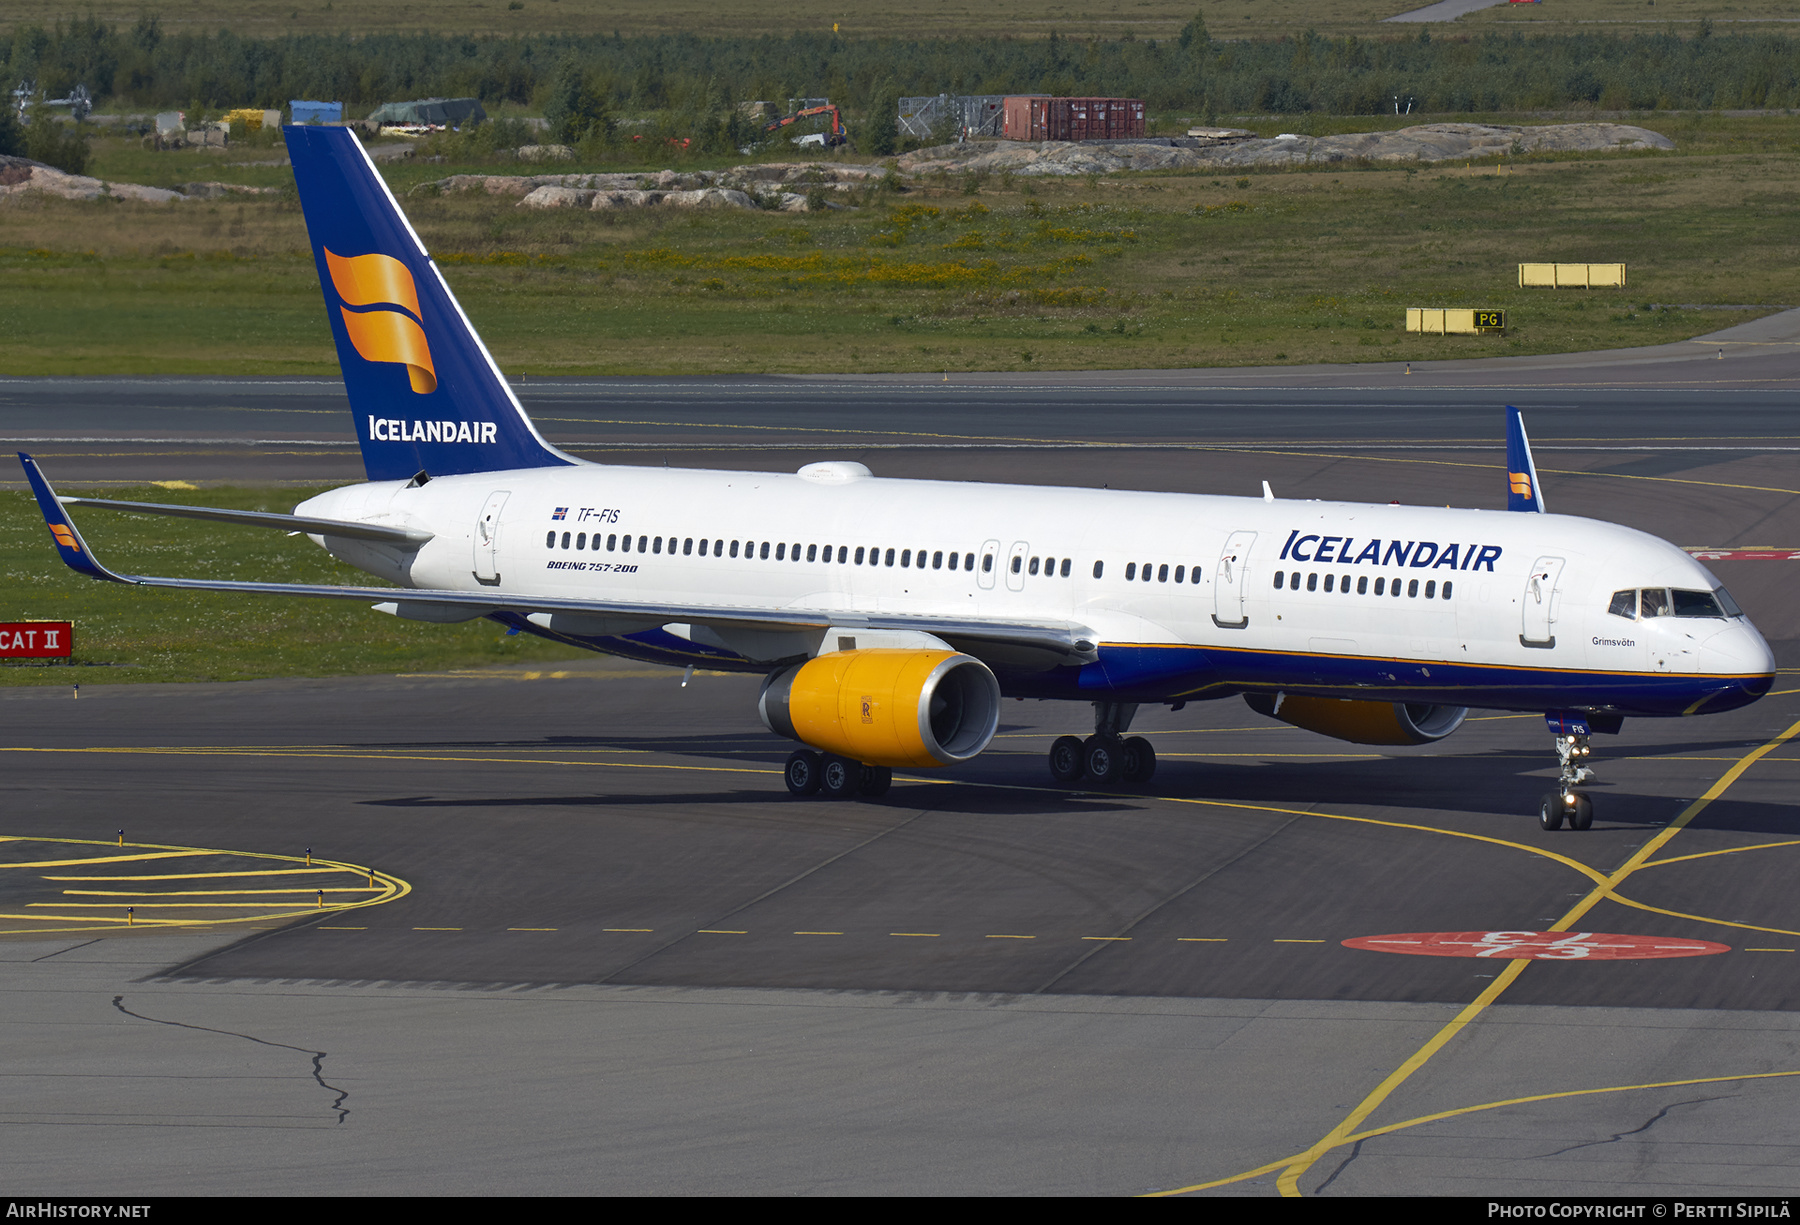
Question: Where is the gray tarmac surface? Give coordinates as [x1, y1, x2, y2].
[3, 324, 1800, 1195]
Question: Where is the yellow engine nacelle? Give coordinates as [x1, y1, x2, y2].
[1244, 693, 1467, 746]
[758, 649, 1002, 768]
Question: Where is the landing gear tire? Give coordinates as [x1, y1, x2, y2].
[1121, 736, 1157, 785]
[858, 765, 893, 798]
[1539, 792, 1565, 831]
[785, 750, 822, 797]
[1084, 735, 1121, 784]
[821, 755, 861, 800]
[1048, 735, 1087, 784]
[1567, 793, 1594, 831]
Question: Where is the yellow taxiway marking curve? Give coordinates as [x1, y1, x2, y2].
[0, 836, 410, 936]
[1148, 713, 1800, 1198]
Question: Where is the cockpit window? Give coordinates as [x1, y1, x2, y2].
[1623, 587, 1737, 620]
[1670, 588, 1726, 619]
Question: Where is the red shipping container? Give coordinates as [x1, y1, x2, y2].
[0, 621, 73, 658]
[1006, 97, 1145, 142]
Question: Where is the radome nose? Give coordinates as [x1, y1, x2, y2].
[1699, 620, 1776, 678]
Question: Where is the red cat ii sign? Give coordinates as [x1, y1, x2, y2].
[0, 622, 73, 658]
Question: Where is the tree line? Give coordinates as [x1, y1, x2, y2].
[4, 14, 1797, 130]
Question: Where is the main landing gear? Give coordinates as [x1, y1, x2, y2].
[784, 750, 892, 800]
[1539, 732, 1595, 831]
[1048, 701, 1157, 787]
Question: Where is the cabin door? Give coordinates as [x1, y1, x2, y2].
[1213, 531, 1256, 628]
[473, 491, 510, 586]
[1520, 555, 1564, 648]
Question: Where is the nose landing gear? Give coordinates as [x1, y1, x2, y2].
[1539, 732, 1595, 831]
[1047, 702, 1158, 787]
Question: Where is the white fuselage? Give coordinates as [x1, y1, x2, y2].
[296, 461, 1774, 715]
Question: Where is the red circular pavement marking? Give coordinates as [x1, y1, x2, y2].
[1343, 931, 1731, 961]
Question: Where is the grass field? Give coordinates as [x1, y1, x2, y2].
[2, 112, 1795, 378]
[4, 0, 1795, 42]
[0, 486, 587, 685]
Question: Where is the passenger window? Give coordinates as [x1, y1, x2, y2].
[545, 531, 555, 548]
[1044, 556, 1056, 575]
[1274, 572, 1285, 589]
[1357, 576, 1367, 595]
[807, 544, 818, 562]
[1374, 577, 1384, 595]
[576, 533, 586, 550]
[1341, 574, 1350, 592]
[1192, 566, 1201, 584]
[1029, 557, 1040, 576]
[561, 532, 571, 549]
[885, 548, 895, 566]
[1442, 581, 1453, 599]
[984, 554, 995, 573]
[608, 533, 618, 551]
[759, 542, 770, 560]
[902, 549, 912, 567]
[1092, 560, 1104, 578]
[966, 553, 976, 571]
[776, 543, 786, 560]
[793, 542, 802, 562]
[1158, 564, 1169, 583]
[1408, 579, 1419, 598]
[729, 540, 739, 558]
[1324, 574, 1334, 593]
[1306, 573, 1317, 592]
[1641, 588, 1671, 618]
[638, 536, 648, 552]
[1143, 564, 1153, 582]
[1014, 556, 1024, 574]
[932, 550, 943, 569]
[653, 537, 663, 554]
[1175, 565, 1185, 583]
[1290, 571, 1300, 588]
[713, 539, 723, 555]
[684, 538, 693, 555]
[854, 546, 865, 565]
[1063, 559, 1072, 578]
[1126, 563, 1136, 580]
[1425, 580, 1436, 599]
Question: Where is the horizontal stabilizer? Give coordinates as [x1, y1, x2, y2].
[63, 496, 433, 545]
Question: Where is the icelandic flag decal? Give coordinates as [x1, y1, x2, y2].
[551, 507, 569, 520]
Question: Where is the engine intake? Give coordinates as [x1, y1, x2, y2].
[759, 649, 1001, 768]
[1244, 693, 1467, 745]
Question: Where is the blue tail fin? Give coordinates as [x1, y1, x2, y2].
[285, 125, 575, 482]
[1505, 406, 1545, 513]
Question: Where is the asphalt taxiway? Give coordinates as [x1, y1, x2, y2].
[3, 327, 1800, 1195]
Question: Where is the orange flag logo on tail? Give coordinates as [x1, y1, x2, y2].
[325, 249, 436, 394]
[1509, 471, 1532, 499]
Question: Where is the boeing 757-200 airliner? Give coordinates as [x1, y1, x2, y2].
[21, 126, 1775, 830]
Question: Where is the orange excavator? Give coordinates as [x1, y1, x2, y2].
[763, 104, 849, 149]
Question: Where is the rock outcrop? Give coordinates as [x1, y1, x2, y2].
[896, 122, 1674, 177]
[0, 156, 188, 203]
[421, 161, 888, 210]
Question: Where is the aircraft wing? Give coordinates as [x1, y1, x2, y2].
[21, 454, 1097, 663]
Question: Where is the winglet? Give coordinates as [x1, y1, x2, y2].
[17, 454, 128, 582]
[1505, 407, 1545, 513]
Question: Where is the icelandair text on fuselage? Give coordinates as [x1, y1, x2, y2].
[1489, 1206, 1790, 1219]
[368, 416, 498, 444]
[1280, 530, 1502, 571]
